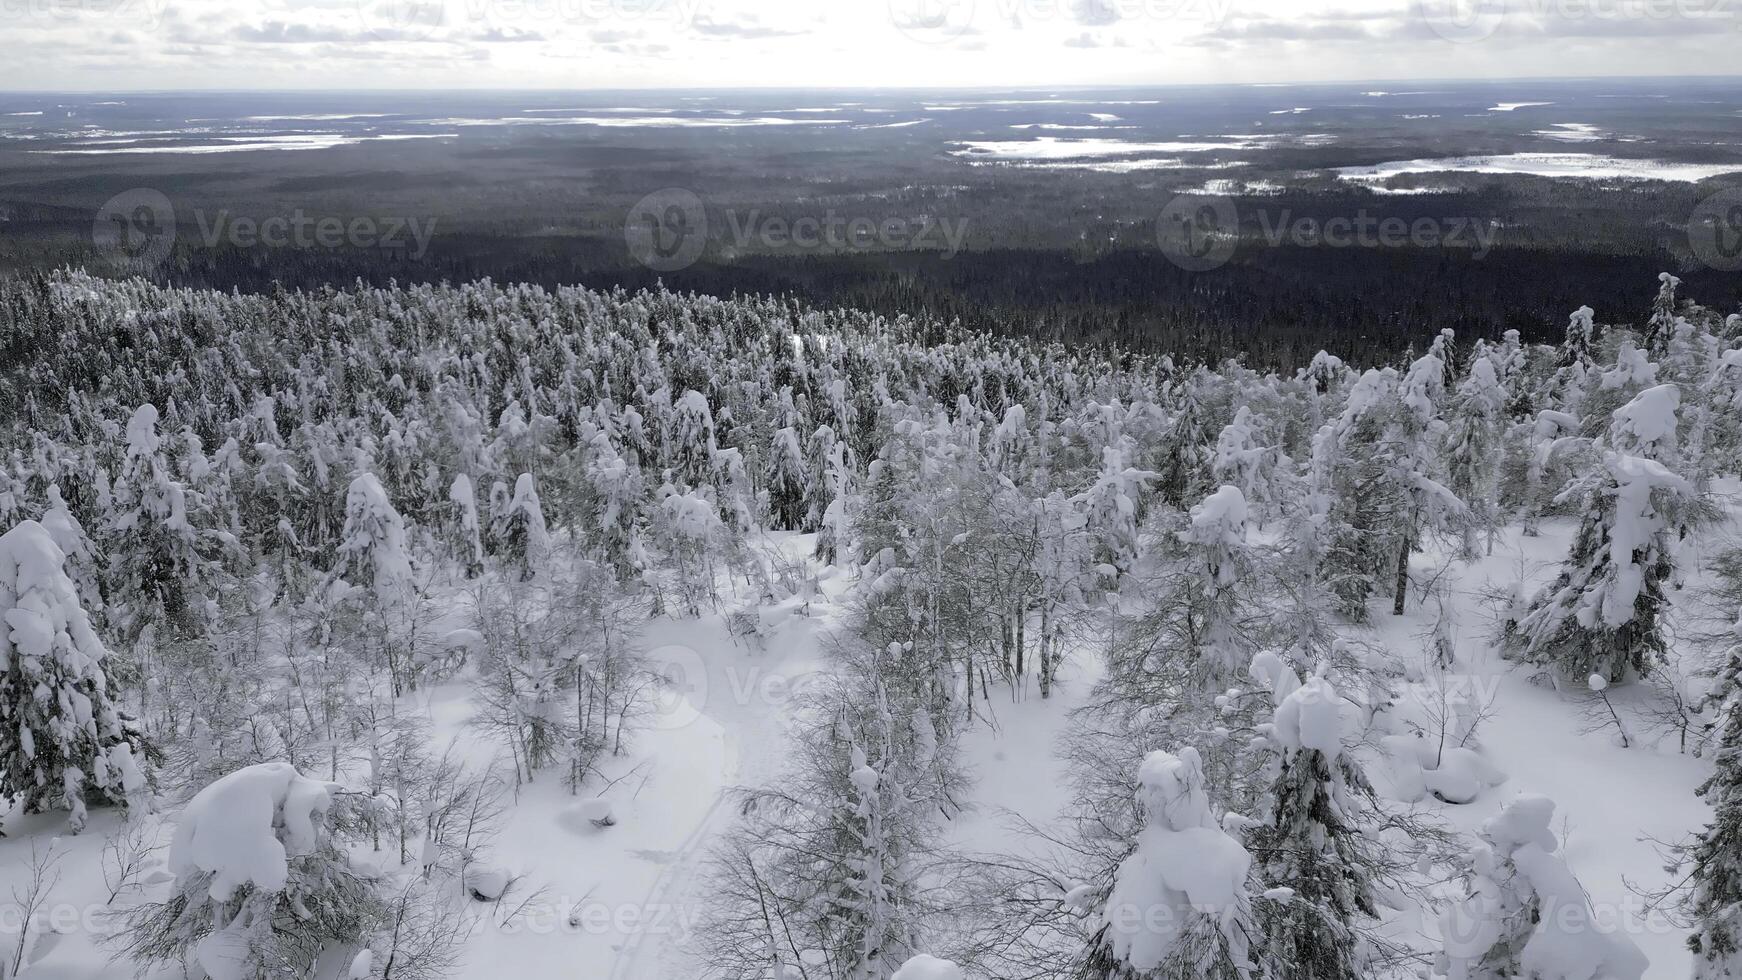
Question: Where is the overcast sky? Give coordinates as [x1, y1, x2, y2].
[6, 0, 1741, 91]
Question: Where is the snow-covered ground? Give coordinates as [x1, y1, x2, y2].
[3, 501, 1735, 979]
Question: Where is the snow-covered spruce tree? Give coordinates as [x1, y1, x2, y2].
[1306, 364, 1459, 619]
[492, 472, 549, 582]
[1078, 746, 1257, 980]
[444, 473, 485, 579]
[116, 762, 388, 980]
[814, 435, 854, 564]
[106, 403, 229, 653]
[704, 639, 960, 980]
[1077, 443, 1151, 589]
[330, 472, 432, 698]
[1102, 485, 1257, 704]
[0, 519, 148, 832]
[1151, 372, 1212, 510]
[1246, 665, 1382, 980]
[1685, 604, 1742, 978]
[667, 389, 719, 490]
[1435, 795, 1646, 980]
[333, 473, 415, 600]
[1643, 271, 1682, 361]
[1710, 349, 1742, 480]
[1444, 356, 1505, 556]
[583, 431, 645, 577]
[652, 484, 726, 616]
[1385, 353, 1461, 615]
[765, 424, 809, 531]
[1212, 406, 1280, 524]
[39, 482, 104, 617]
[1506, 384, 1692, 683]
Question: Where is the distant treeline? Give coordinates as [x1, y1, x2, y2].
[1, 220, 1736, 371]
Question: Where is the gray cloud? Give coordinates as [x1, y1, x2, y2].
[691, 15, 807, 38]
[472, 26, 544, 41]
[234, 20, 369, 42]
[1070, 0, 1120, 27]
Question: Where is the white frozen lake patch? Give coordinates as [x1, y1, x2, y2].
[35, 133, 456, 154]
[1337, 152, 1742, 183]
[1533, 123, 1606, 142]
[951, 136, 1263, 160]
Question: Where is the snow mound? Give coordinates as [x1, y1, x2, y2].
[892, 954, 965, 980]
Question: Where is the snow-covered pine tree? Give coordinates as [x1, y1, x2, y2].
[334, 472, 416, 600]
[1078, 746, 1256, 980]
[1386, 353, 1461, 615]
[1077, 443, 1151, 589]
[668, 389, 718, 490]
[1435, 795, 1646, 980]
[493, 472, 550, 581]
[106, 403, 227, 649]
[1161, 377, 1212, 510]
[1211, 406, 1278, 523]
[39, 482, 104, 616]
[116, 762, 388, 980]
[1686, 601, 1742, 979]
[766, 425, 808, 531]
[1247, 665, 1382, 980]
[1644, 272, 1681, 361]
[445, 473, 486, 579]
[0, 519, 148, 831]
[816, 437, 854, 565]
[1444, 356, 1505, 556]
[1507, 384, 1692, 682]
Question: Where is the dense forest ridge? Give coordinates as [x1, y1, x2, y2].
[0, 268, 1741, 979]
